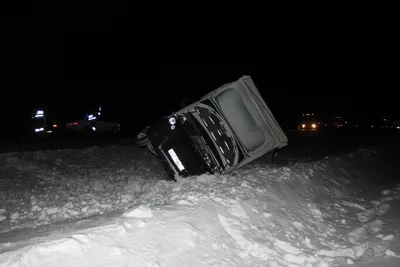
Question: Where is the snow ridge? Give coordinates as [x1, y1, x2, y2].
[1, 146, 400, 266]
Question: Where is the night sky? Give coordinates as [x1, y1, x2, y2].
[1, 14, 397, 137]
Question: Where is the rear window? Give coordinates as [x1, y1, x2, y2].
[215, 88, 265, 151]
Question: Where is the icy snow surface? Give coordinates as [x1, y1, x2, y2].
[0, 145, 400, 267]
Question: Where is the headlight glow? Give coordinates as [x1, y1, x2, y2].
[168, 117, 176, 125]
[312, 124, 317, 128]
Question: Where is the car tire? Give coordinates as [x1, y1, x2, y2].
[147, 142, 156, 155]
[136, 136, 149, 147]
[135, 127, 149, 147]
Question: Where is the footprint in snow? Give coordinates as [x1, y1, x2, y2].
[371, 196, 395, 206]
[123, 205, 153, 219]
[347, 220, 384, 245]
[364, 219, 384, 234]
[347, 227, 368, 245]
[357, 204, 390, 222]
[228, 203, 249, 220]
[381, 190, 393, 196]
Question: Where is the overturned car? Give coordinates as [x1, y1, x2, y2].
[136, 76, 288, 179]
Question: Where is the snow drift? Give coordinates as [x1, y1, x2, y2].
[0, 144, 400, 267]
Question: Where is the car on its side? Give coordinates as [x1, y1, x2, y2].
[136, 76, 288, 180]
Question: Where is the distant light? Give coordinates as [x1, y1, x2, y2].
[302, 124, 306, 128]
[36, 110, 44, 115]
[92, 127, 96, 131]
[397, 126, 400, 129]
[34, 127, 44, 132]
[311, 124, 317, 128]
[53, 124, 58, 128]
[73, 122, 78, 125]
[47, 130, 52, 133]
[98, 112, 101, 115]
[171, 125, 175, 130]
[35, 114, 43, 118]
[88, 114, 96, 120]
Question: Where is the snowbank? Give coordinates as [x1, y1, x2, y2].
[0, 146, 165, 233]
[1, 145, 400, 266]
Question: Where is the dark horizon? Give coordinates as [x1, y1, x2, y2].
[3, 68, 399, 135]
[2, 62, 398, 134]
[1, 15, 398, 137]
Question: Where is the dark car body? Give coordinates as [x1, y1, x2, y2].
[138, 76, 288, 179]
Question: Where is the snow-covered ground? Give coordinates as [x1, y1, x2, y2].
[1, 142, 400, 266]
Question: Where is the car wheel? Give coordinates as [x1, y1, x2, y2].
[135, 127, 149, 147]
[147, 142, 156, 155]
[136, 137, 149, 147]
